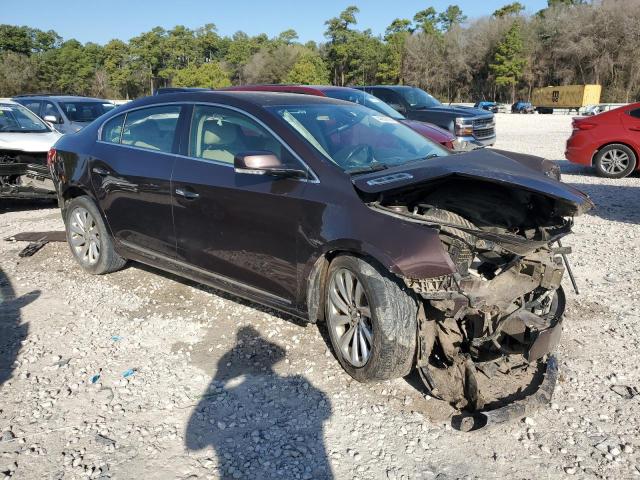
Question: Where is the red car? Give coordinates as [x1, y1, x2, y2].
[222, 85, 458, 150]
[566, 102, 640, 178]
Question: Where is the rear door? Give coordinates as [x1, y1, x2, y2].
[621, 107, 640, 148]
[171, 104, 308, 306]
[90, 104, 184, 257]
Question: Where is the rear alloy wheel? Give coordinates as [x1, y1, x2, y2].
[325, 255, 417, 382]
[595, 144, 637, 179]
[65, 196, 126, 274]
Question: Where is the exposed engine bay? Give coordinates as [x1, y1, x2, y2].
[0, 150, 56, 199]
[369, 177, 582, 413]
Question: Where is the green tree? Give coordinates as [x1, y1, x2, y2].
[130, 27, 168, 93]
[285, 52, 329, 84]
[0, 51, 39, 95]
[438, 5, 467, 31]
[172, 62, 231, 88]
[413, 7, 439, 35]
[324, 5, 360, 85]
[493, 2, 525, 17]
[490, 22, 526, 102]
[276, 29, 299, 45]
[378, 18, 412, 84]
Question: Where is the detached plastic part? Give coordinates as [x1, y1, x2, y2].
[453, 355, 559, 432]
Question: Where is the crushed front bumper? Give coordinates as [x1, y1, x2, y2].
[455, 354, 559, 431]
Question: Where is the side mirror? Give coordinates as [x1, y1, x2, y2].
[234, 151, 307, 179]
[43, 115, 60, 124]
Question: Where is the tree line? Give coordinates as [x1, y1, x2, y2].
[0, 0, 638, 103]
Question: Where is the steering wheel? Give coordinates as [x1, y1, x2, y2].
[335, 143, 374, 169]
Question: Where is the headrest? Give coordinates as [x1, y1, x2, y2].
[131, 119, 160, 137]
[203, 119, 237, 146]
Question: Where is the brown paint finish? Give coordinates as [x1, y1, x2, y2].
[50, 90, 591, 320]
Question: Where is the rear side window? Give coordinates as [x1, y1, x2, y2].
[629, 108, 640, 119]
[20, 100, 42, 114]
[101, 114, 125, 143]
[120, 105, 181, 153]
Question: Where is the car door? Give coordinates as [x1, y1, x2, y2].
[90, 104, 184, 257]
[621, 108, 640, 148]
[171, 104, 308, 307]
[42, 101, 67, 133]
[371, 88, 408, 116]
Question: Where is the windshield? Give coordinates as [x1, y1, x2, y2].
[59, 101, 114, 122]
[0, 103, 50, 133]
[399, 87, 442, 109]
[268, 104, 448, 172]
[323, 89, 405, 120]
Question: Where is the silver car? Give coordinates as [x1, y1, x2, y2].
[13, 95, 116, 134]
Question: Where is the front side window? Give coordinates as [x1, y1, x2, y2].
[59, 101, 115, 123]
[0, 103, 50, 133]
[42, 101, 61, 122]
[268, 103, 448, 172]
[101, 114, 126, 143]
[628, 108, 640, 119]
[121, 105, 181, 153]
[189, 105, 291, 166]
[399, 87, 442, 108]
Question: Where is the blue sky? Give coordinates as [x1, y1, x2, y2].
[3, 0, 549, 44]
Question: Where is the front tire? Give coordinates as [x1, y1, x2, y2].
[594, 144, 637, 179]
[65, 196, 126, 274]
[325, 255, 417, 382]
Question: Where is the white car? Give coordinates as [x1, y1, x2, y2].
[0, 100, 61, 199]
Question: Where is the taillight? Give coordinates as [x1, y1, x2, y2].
[47, 147, 57, 167]
[573, 120, 596, 131]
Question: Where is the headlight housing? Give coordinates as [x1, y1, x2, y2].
[454, 117, 473, 137]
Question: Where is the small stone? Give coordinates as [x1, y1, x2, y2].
[623, 444, 634, 454]
[609, 446, 621, 457]
[524, 417, 536, 426]
[217, 422, 226, 430]
[564, 466, 577, 475]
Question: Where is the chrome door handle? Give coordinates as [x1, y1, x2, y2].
[92, 167, 110, 176]
[175, 187, 199, 199]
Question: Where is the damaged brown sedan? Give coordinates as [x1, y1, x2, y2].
[49, 91, 593, 423]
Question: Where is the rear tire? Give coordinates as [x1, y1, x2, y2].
[64, 196, 126, 274]
[325, 255, 417, 382]
[594, 144, 637, 179]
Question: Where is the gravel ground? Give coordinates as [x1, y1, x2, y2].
[1, 113, 639, 479]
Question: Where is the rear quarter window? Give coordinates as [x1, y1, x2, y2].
[101, 114, 126, 143]
[628, 108, 640, 119]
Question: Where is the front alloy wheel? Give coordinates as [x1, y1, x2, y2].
[324, 255, 417, 382]
[327, 268, 374, 368]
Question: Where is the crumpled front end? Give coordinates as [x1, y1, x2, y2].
[0, 149, 56, 199]
[368, 175, 592, 413]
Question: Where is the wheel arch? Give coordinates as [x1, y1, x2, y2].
[592, 141, 639, 168]
[304, 246, 415, 324]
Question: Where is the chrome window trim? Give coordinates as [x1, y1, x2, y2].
[97, 100, 319, 183]
[119, 240, 291, 305]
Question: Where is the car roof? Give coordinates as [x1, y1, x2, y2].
[13, 95, 111, 103]
[357, 85, 417, 91]
[222, 84, 372, 97]
[122, 90, 352, 110]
